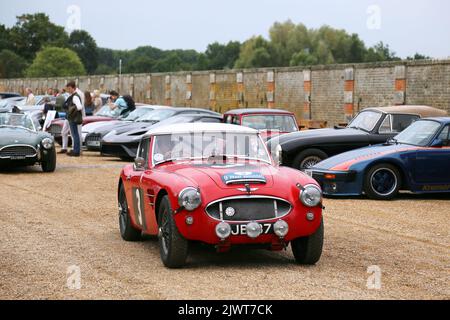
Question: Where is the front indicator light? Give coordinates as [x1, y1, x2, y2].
[306, 212, 315, 221]
[274, 220, 289, 238]
[324, 174, 336, 180]
[215, 222, 231, 240]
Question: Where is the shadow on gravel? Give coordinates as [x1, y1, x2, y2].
[139, 237, 295, 269]
[0, 165, 43, 174]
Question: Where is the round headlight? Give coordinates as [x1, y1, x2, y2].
[273, 220, 289, 238]
[178, 187, 201, 211]
[41, 138, 53, 150]
[300, 185, 322, 207]
[246, 222, 262, 239]
[215, 222, 231, 240]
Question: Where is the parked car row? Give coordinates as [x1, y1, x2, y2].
[1, 97, 449, 268]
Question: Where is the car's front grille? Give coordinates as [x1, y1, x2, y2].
[205, 196, 292, 222]
[48, 124, 62, 137]
[85, 133, 102, 147]
[0, 145, 37, 159]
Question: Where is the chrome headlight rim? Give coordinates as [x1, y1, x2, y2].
[178, 187, 202, 211]
[300, 184, 322, 207]
[41, 137, 54, 150]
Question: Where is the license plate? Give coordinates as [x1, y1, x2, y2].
[10, 156, 26, 160]
[230, 223, 273, 236]
[87, 141, 101, 147]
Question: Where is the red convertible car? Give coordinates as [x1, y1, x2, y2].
[223, 108, 299, 140]
[118, 123, 324, 268]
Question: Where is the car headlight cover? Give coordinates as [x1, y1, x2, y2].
[300, 185, 322, 207]
[41, 138, 53, 150]
[178, 187, 201, 211]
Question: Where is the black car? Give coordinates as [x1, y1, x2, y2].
[101, 111, 222, 160]
[0, 92, 22, 100]
[267, 105, 447, 170]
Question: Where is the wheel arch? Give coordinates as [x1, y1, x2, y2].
[155, 189, 169, 226]
[287, 147, 329, 167]
[362, 159, 410, 190]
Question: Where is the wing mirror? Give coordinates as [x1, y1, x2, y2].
[134, 157, 146, 171]
[430, 138, 443, 148]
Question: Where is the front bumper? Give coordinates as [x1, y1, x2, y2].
[172, 200, 323, 250]
[101, 142, 138, 159]
[307, 169, 363, 196]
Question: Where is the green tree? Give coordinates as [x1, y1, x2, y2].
[0, 49, 28, 78]
[0, 24, 11, 52]
[9, 13, 68, 61]
[407, 53, 431, 60]
[68, 30, 98, 74]
[234, 36, 274, 68]
[126, 56, 155, 73]
[365, 42, 399, 62]
[205, 41, 241, 70]
[26, 47, 86, 77]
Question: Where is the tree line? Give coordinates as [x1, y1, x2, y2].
[0, 13, 431, 79]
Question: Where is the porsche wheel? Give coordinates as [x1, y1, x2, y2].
[41, 148, 57, 173]
[118, 183, 142, 241]
[291, 219, 324, 265]
[158, 195, 188, 268]
[292, 149, 328, 171]
[364, 164, 401, 200]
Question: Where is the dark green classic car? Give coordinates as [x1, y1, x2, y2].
[0, 112, 56, 172]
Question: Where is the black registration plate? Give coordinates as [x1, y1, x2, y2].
[10, 155, 26, 160]
[230, 223, 274, 236]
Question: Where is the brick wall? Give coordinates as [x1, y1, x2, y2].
[1, 59, 449, 127]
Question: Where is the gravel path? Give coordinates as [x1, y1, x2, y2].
[0, 151, 449, 300]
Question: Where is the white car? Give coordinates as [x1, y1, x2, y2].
[81, 105, 168, 144]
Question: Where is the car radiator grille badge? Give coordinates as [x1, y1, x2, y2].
[225, 207, 236, 217]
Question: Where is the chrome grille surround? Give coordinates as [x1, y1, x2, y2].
[205, 196, 292, 222]
[0, 145, 37, 159]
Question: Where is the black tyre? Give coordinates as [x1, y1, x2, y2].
[41, 148, 57, 173]
[158, 195, 188, 268]
[364, 163, 401, 200]
[291, 219, 324, 265]
[292, 149, 328, 171]
[118, 183, 142, 241]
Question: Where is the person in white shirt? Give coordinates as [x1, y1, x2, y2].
[25, 88, 36, 106]
[65, 81, 84, 157]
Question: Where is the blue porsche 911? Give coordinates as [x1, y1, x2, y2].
[307, 117, 450, 200]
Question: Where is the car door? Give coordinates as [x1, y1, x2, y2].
[373, 114, 419, 144]
[129, 138, 151, 232]
[413, 124, 450, 186]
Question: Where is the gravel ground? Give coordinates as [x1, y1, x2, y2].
[0, 151, 449, 300]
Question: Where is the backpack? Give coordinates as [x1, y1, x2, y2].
[122, 95, 136, 112]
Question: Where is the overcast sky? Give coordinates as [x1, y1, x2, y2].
[1, 0, 449, 58]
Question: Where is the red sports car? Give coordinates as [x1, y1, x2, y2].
[223, 108, 299, 141]
[118, 123, 324, 268]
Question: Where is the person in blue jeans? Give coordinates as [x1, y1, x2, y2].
[65, 81, 83, 157]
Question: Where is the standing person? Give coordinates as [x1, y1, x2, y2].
[84, 91, 94, 116]
[65, 81, 83, 157]
[25, 88, 36, 106]
[57, 89, 70, 154]
[93, 90, 103, 114]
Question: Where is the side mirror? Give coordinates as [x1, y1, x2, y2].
[430, 139, 443, 148]
[134, 157, 146, 171]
